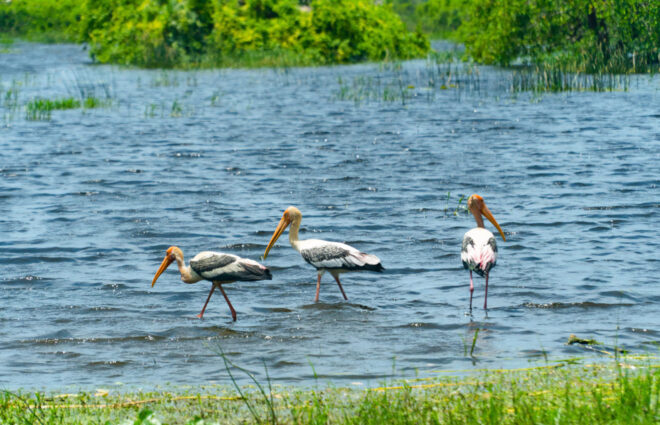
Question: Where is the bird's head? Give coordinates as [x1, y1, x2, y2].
[263, 206, 301, 259]
[467, 194, 506, 241]
[151, 246, 183, 287]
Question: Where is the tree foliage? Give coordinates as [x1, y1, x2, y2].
[0, 0, 81, 42]
[78, 0, 429, 67]
[459, 0, 660, 72]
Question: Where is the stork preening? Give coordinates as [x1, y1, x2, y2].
[461, 195, 506, 310]
[263, 206, 384, 302]
[151, 246, 272, 321]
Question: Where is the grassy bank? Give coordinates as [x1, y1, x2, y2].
[2, 359, 658, 424]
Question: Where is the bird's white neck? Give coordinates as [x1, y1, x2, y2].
[173, 253, 199, 283]
[289, 217, 302, 252]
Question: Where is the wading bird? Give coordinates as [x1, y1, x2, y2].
[151, 246, 272, 321]
[263, 206, 384, 302]
[461, 194, 506, 310]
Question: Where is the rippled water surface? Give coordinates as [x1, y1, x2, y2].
[1, 43, 659, 390]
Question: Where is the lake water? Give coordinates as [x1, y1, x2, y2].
[1, 43, 659, 391]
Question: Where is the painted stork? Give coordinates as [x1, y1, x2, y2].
[461, 194, 506, 310]
[263, 206, 384, 302]
[151, 246, 272, 321]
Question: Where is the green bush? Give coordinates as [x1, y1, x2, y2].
[459, 0, 660, 73]
[0, 0, 82, 42]
[80, 0, 428, 67]
[304, 0, 429, 63]
[80, 0, 216, 67]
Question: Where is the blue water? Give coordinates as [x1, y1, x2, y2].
[1, 43, 659, 390]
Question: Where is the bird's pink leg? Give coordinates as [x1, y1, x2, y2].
[197, 284, 217, 319]
[469, 270, 474, 310]
[315, 273, 322, 302]
[483, 271, 489, 310]
[332, 274, 348, 301]
[217, 284, 237, 322]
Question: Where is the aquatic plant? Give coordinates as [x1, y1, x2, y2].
[2, 81, 20, 110]
[510, 64, 631, 93]
[170, 99, 183, 117]
[334, 49, 634, 103]
[24, 96, 107, 120]
[336, 75, 414, 104]
[150, 71, 180, 88]
[25, 97, 80, 120]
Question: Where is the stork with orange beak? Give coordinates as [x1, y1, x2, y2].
[461, 195, 506, 310]
[151, 246, 272, 321]
[263, 207, 384, 302]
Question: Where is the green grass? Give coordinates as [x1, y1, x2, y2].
[25, 96, 109, 120]
[1, 359, 658, 424]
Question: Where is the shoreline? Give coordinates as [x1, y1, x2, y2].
[3, 358, 658, 424]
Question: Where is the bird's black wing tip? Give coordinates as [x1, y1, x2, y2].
[370, 263, 385, 272]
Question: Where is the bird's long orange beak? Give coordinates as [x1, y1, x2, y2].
[152, 254, 175, 287]
[481, 204, 506, 242]
[263, 213, 291, 259]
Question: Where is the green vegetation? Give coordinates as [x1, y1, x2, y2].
[25, 96, 107, 120]
[2, 0, 657, 73]
[335, 52, 630, 101]
[0, 0, 81, 42]
[395, 0, 659, 74]
[0, 0, 428, 68]
[79, 0, 428, 68]
[390, 0, 466, 39]
[458, 0, 660, 73]
[1, 360, 658, 424]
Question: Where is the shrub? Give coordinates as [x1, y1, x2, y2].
[80, 0, 429, 67]
[459, 0, 660, 73]
[0, 0, 82, 42]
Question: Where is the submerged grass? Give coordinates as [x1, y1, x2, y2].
[1, 360, 658, 424]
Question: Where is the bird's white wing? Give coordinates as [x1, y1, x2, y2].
[190, 252, 271, 282]
[461, 228, 497, 276]
[300, 240, 383, 272]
